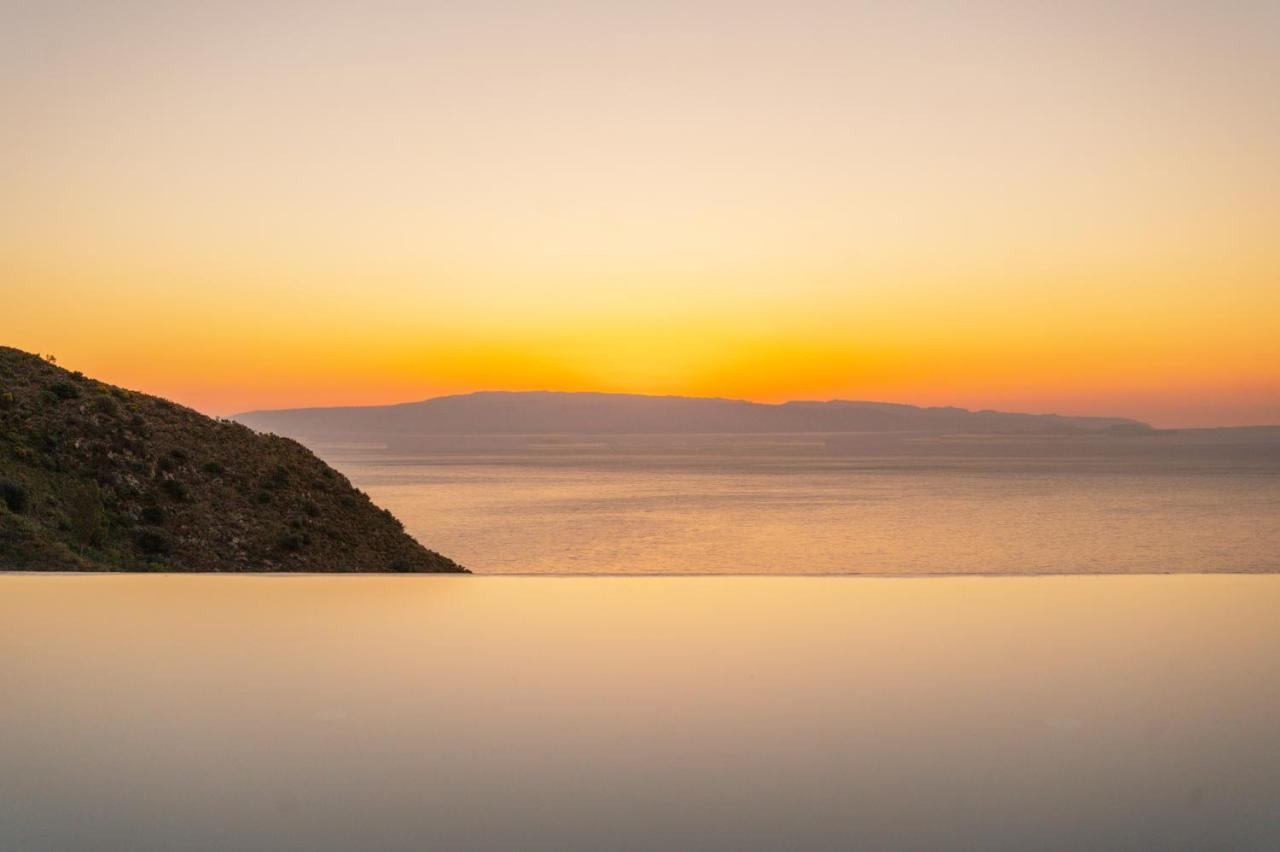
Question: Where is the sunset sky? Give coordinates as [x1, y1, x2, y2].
[3, 1, 1278, 426]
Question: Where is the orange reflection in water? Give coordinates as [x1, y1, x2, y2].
[2, 574, 1279, 849]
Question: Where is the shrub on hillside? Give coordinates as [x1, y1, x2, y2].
[48, 381, 80, 400]
[135, 527, 172, 555]
[67, 487, 106, 547]
[263, 465, 291, 489]
[93, 394, 120, 417]
[1, 479, 28, 513]
[161, 478, 189, 501]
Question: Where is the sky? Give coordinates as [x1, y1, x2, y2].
[3, 1, 1278, 426]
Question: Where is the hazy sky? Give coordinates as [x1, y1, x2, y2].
[4, 1, 1278, 425]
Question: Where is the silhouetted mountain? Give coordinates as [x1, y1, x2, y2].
[235, 390, 1152, 441]
[0, 347, 464, 572]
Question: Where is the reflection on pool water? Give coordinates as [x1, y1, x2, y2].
[2, 574, 1278, 850]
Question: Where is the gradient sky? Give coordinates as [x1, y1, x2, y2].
[3, 1, 1278, 426]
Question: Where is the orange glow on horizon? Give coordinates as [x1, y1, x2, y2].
[3, 3, 1277, 428]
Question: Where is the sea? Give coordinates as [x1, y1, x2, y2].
[4, 430, 1279, 849]
[321, 431, 1280, 574]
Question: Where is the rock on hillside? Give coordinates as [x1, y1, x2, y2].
[0, 346, 465, 572]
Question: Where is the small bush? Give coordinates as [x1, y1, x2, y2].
[263, 465, 291, 489]
[278, 532, 306, 552]
[49, 382, 80, 400]
[135, 527, 172, 555]
[140, 505, 165, 524]
[202, 460, 225, 476]
[1, 479, 28, 513]
[113, 477, 140, 499]
[94, 394, 120, 417]
[161, 479, 188, 501]
[68, 488, 106, 546]
[168, 448, 189, 464]
[302, 500, 319, 518]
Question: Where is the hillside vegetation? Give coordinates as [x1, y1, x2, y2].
[0, 347, 464, 572]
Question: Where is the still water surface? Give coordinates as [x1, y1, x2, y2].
[324, 434, 1280, 573]
[3, 574, 1279, 850]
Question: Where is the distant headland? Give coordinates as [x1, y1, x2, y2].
[235, 389, 1155, 442]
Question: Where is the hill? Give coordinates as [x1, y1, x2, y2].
[0, 347, 464, 572]
[235, 390, 1152, 441]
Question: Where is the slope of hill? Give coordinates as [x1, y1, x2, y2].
[235, 390, 1152, 441]
[0, 347, 464, 572]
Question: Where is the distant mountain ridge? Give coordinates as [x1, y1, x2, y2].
[235, 390, 1152, 440]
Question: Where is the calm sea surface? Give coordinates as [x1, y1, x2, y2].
[3, 574, 1279, 850]
[320, 433, 1280, 574]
